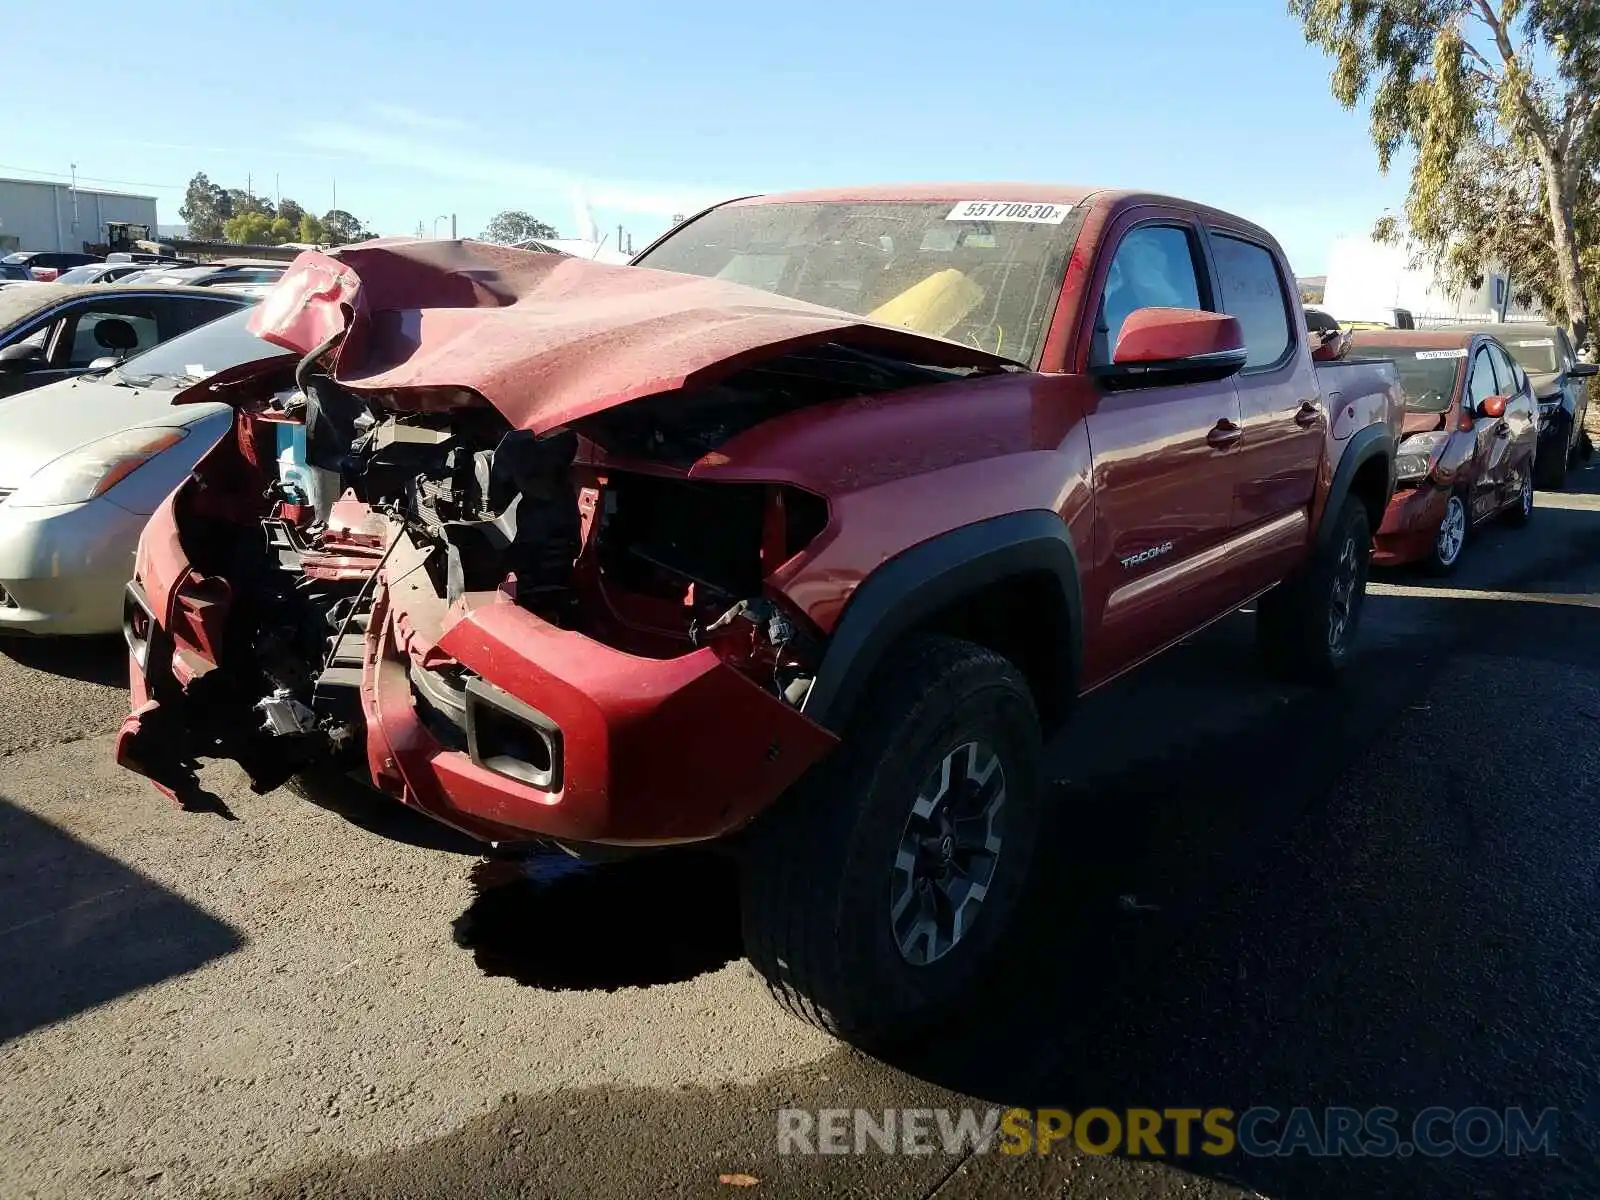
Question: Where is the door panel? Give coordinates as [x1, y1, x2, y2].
[1207, 229, 1322, 541]
[1464, 346, 1507, 519]
[1488, 342, 1538, 504]
[1082, 215, 1244, 677]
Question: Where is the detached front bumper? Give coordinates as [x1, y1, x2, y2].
[116, 502, 839, 845]
[1372, 484, 1449, 567]
[358, 593, 839, 845]
[0, 496, 148, 635]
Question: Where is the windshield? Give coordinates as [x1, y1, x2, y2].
[54, 264, 105, 285]
[1500, 333, 1562, 374]
[1, 253, 30, 265]
[137, 268, 208, 286]
[634, 200, 1081, 364]
[1360, 344, 1464, 413]
[112, 305, 290, 388]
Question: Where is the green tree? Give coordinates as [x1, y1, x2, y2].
[1292, 0, 1600, 348]
[296, 213, 327, 244]
[223, 211, 275, 245]
[269, 217, 294, 243]
[321, 209, 370, 246]
[480, 210, 559, 244]
[178, 172, 232, 240]
[226, 189, 274, 221]
[277, 198, 307, 230]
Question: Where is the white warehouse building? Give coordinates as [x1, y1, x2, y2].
[0, 176, 159, 255]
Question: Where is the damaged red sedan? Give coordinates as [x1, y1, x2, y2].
[1350, 329, 1539, 572]
[117, 187, 1400, 1043]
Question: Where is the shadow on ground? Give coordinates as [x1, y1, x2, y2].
[0, 633, 128, 687]
[0, 797, 243, 1044]
[453, 848, 743, 991]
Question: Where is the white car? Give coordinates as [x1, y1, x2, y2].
[0, 306, 291, 635]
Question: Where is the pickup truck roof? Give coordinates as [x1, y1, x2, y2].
[709, 182, 1283, 249]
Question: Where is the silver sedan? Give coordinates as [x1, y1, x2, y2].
[0, 307, 291, 635]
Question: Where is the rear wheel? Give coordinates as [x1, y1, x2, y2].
[740, 634, 1044, 1046]
[1425, 493, 1468, 576]
[1257, 496, 1372, 682]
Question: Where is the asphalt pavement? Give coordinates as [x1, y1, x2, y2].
[4, 470, 1600, 1199]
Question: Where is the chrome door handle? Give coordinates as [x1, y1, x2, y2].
[1207, 420, 1242, 449]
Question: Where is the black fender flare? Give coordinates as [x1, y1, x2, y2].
[800, 510, 1084, 733]
[1319, 424, 1394, 549]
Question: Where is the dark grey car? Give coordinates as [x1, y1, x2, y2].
[1422, 321, 1596, 488]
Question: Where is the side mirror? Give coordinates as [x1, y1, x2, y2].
[88, 355, 120, 371]
[1095, 308, 1247, 389]
[1570, 362, 1598, 378]
[1477, 395, 1508, 419]
[0, 343, 42, 373]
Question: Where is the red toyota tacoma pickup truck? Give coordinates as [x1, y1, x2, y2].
[116, 185, 1402, 1044]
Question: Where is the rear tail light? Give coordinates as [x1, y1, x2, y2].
[30, 268, 58, 282]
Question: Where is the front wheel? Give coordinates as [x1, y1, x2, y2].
[1257, 496, 1372, 682]
[739, 634, 1044, 1046]
[1425, 493, 1468, 576]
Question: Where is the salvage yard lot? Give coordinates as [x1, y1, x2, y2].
[6, 478, 1600, 1199]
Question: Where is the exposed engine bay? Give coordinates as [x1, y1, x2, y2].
[148, 341, 962, 799]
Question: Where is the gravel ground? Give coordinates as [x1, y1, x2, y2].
[3, 473, 1600, 1198]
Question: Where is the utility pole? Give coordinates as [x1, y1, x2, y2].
[69, 162, 79, 241]
[247, 173, 252, 205]
[451, 214, 456, 239]
[275, 173, 281, 211]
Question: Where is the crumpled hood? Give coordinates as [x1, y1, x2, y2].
[246, 238, 1018, 432]
[0, 375, 226, 488]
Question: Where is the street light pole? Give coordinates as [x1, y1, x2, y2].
[433, 215, 450, 239]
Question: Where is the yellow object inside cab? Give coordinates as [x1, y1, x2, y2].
[869, 269, 985, 338]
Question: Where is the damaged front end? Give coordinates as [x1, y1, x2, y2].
[115, 241, 1014, 845]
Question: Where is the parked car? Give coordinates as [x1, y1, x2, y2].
[0, 263, 35, 285]
[0, 305, 286, 635]
[0, 284, 252, 400]
[1304, 306, 1341, 335]
[1421, 321, 1594, 489]
[1, 251, 103, 282]
[53, 262, 162, 285]
[116, 190, 1401, 1045]
[123, 259, 287, 290]
[1351, 329, 1539, 573]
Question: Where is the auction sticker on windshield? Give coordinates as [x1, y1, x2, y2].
[1415, 349, 1469, 360]
[946, 201, 1071, 223]
[1515, 339, 1555, 348]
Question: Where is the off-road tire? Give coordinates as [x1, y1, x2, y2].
[1256, 496, 1372, 683]
[740, 634, 1044, 1047]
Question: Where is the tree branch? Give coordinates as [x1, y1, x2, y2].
[1470, 0, 1559, 153]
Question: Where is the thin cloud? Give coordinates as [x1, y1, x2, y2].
[295, 122, 738, 218]
[364, 103, 472, 134]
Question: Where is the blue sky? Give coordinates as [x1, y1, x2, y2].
[2, 0, 1409, 274]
